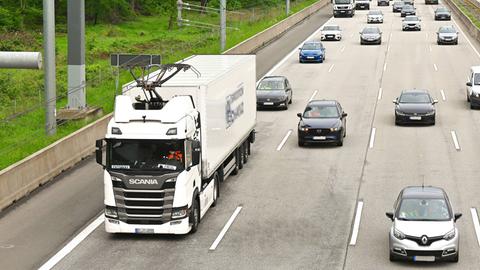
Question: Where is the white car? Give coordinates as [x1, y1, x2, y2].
[321, 25, 342, 41]
[367, 10, 384, 23]
[402, 15, 421, 31]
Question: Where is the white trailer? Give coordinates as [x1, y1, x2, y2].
[96, 55, 256, 234]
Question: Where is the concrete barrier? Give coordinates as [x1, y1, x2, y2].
[444, 0, 480, 42]
[225, 0, 330, 54]
[0, 0, 330, 212]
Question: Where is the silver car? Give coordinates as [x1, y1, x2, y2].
[360, 26, 382, 45]
[437, 25, 458, 45]
[402, 15, 421, 31]
[367, 10, 384, 23]
[386, 186, 462, 262]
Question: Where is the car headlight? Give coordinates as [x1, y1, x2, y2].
[425, 110, 435, 116]
[171, 206, 188, 219]
[396, 110, 407, 116]
[105, 206, 118, 219]
[394, 228, 406, 240]
[443, 229, 455, 241]
[299, 126, 309, 132]
[330, 127, 340, 132]
[474, 93, 480, 98]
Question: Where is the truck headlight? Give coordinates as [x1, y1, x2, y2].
[443, 229, 455, 241]
[111, 176, 122, 182]
[394, 228, 406, 240]
[105, 206, 118, 219]
[171, 206, 188, 219]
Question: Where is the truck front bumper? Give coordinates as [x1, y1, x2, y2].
[105, 216, 191, 234]
[333, 9, 354, 16]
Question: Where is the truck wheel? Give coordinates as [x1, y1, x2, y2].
[243, 142, 249, 164]
[189, 199, 200, 234]
[238, 146, 244, 170]
[212, 176, 219, 207]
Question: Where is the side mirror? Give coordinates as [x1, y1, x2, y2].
[342, 112, 348, 118]
[192, 140, 201, 166]
[392, 99, 398, 104]
[454, 213, 462, 222]
[95, 139, 105, 168]
[297, 113, 303, 119]
[467, 82, 472, 87]
[433, 99, 439, 104]
[359, 31, 362, 34]
[386, 212, 394, 221]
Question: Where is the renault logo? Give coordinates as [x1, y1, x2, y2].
[421, 235, 428, 245]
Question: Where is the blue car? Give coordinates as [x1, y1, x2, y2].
[299, 41, 326, 63]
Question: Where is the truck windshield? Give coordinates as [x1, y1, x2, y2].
[107, 139, 185, 172]
[334, 0, 352, 3]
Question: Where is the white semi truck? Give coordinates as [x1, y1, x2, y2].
[96, 55, 256, 234]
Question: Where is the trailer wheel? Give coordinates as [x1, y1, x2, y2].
[238, 146, 244, 170]
[231, 150, 239, 176]
[212, 175, 219, 207]
[189, 199, 200, 234]
[243, 142, 249, 164]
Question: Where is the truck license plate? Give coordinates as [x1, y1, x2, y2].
[135, 228, 154, 234]
[414, 256, 435, 262]
[313, 136, 326, 140]
[410, 116, 421, 120]
[263, 102, 274, 105]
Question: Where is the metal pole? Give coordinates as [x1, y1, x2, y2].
[286, 0, 290, 16]
[220, 0, 226, 52]
[67, 0, 86, 110]
[43, 0, 56, 135]
[177, 0, 183, 27]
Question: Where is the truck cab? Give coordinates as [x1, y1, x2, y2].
[333, 0, 355, 17]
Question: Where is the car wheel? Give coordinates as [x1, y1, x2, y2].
[455, 40, 458, 45]
[289, 96, 293, 104]
[449, 252, 459, 263]
[189, 198, 200, 234]
[337, 137, 343, 147]
[471, 103, 476, 109]
[389, 252, 397, 262]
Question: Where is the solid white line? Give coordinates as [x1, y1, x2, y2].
[377, 88, 383, 100]
[276, 130, 293, 151]
[433, 64, 438, 71]
[383, 62, 387, 71]
[440, 89, 446, 101]
[452, 18, 480, 58]
[349, 201, 364, 246]
[308, 90, 318, 102]
[262, 17, 333, 79]
[369, 128, 376, 149]
[451, 130, 460, 151]
[209, 206, 243, 251]
[470, 208, 480, 247]
[328, 64, 335, 73]
[38, 214, 104, 270]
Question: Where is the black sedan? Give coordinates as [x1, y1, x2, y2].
[392, 1, 405, 12]
[394, 90, 438, 125]
[401, 5, 416, 17]
[256, 76, 293, 110]
[297, 100, 347, 146]
[435, 7, 451, 20]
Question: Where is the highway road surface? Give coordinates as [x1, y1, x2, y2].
[1, 1, 480, 269]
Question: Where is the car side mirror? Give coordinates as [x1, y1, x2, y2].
[359, 31, 362, 34]
[392, 99, 398, 104]
[342, 112, 348, 118]
[454, 213, 462, 222]
[95, 139, 105, 168]
[467, 82, 472, 86]
[192, 140, 201, 166]
[297, 113, 303, 119]
[433, 99, 439, 104]
[386, 212, 394, 221]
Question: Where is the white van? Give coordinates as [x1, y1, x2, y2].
[466, 66, 480, 109]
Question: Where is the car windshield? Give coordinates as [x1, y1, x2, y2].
[403, 5, 414, 10]
[439, 27, 455, 33]
[324, 26, 340, 31]
[303, 105, 339, 118]
[397, 198, 451, 221]
[369, 11, 382, 15]
[474, 73, 480, 85]
[334, 0, 352, 4]
[436, 7, 448, 12]
[257, 80, 284, 90]
[399, 93, 431, 103]
[108, 139, 185, 172]
[404, 16, 419, 21]
[302, 43, 321, 50]
[394, 1, 404, 5]
[363, 28, 379, 34]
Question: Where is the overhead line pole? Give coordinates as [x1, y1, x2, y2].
[286, 0, 290, 15]
[220, 0, 226, 52]
[43, 0, 56, 135]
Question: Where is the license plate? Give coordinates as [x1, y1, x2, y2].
[263, 102, 274, 105]
[135, 228, 154, 234]
[410, 116, 422, 120]
[313, 136, 326, 140]
[414, 256, 435, 262]
[340, 10, 346, 13]
[307, 56, 314, 59]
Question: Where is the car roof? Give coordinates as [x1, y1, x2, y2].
[261, 76, 286, 81]
[308, 100, 338, 106]
[401, 186, 447, 199]
[401, 89, 428, 94]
